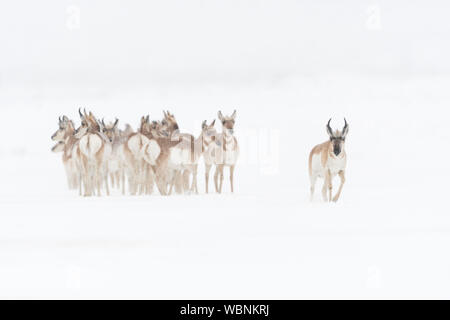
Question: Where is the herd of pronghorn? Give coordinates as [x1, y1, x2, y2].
[51, 110, 349, 202]
[51, 109, 239, 197]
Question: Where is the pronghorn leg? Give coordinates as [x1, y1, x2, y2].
[230, 165, 235, 193]
[78, 172, 82, 196]
[121, 169, 126, 195]
[327, 170, 332, 202]
[309, 173, 317, 201]
[218, 164, 224, 194]
[168, 170, 176, 195]
[182, 169, 190, 194]
[214, 166, 220, 193]
[205, 164, 212, 194]
[115, 171, 120, 189]
[322, 171, 330, 202]
[110, 172, 115, 188]
[105, 172, 110, 196]
[332, 170, 345, 202]
[192, 165, 198, 194]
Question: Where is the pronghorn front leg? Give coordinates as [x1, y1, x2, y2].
[205, 164, 212, 193]
[309, 173, 317, 201]
[230, 165, 235, 193]
[218, 164, 224, 193]
[327, 169, 333, 202]
[213, 165, 220, 193]
[332, 170, 345, 202]
[322, 170, 330, 202]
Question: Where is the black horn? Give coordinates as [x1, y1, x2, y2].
[326, 118, 334, 137]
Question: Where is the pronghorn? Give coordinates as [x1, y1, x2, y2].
[153, 111, 183, 195]
[213, 110, 239, 193]
[123, 115, 153, 195]
[75, 110, 111, 196]
[200, 120, 218, 194]
[100, 118, 126, 194]
[51, 116, 80, 190]
[183, 120, 217, 194]
[309, 118, 349, 202]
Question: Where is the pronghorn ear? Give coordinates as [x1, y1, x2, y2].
[218, 111, 224, 122]
[163, 111, 168, 118]
[231, 110, 236, 120]
[62, 115, 69, 122]
[210, 119, 216, 126]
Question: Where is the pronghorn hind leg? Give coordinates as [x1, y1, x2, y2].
[218, 164, 224, 194]
[332, 170, 346, 202]
[322, 171, 330, 202]
[192, 165, 199, 194]
[213, 166, 220, 193]
[230, 165, 235, 193]
[310, 173, 317, 201]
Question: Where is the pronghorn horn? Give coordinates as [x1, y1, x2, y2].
[326, 118, 333, 137]
[78, 108, 83, 118]
[114, 118, 119, 127]
[342, 118, 349, 137]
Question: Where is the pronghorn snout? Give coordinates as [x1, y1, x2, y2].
[333, 146, 341, 156]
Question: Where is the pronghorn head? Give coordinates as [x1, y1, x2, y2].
[151, 120, 169, 138]
[120, 123, 134, 138]
[101, 118, 119, 142]
[218, 110, 236, 136]
[51, 116, 72, 141]
[201, 119, 217, 141]
[139, 115, 151, 134]
[51, 141, 65, 153]
[74, 108, 90, 138]
[326, 118, 349, 157]
[162, 110, 179, 134]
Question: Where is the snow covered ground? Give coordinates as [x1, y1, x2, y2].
[1, 0, 450, 299]
[1, 75, 450, 299]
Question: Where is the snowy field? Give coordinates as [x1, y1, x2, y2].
[1, 75, 449, 299]
[1, 0, 450, 299]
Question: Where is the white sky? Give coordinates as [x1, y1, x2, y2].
[1, 0, 450, 84]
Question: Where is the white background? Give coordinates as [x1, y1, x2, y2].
[0, 0, 449, 298]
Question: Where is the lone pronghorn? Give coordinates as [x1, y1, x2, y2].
[309, 118, 349, 202]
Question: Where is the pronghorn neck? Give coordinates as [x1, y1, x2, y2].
[223, 131, 234, 142]
[200, 132, 213, 151]
[65, 126, 75, 139]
